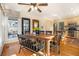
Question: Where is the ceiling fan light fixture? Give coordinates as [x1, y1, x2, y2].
[18, 3, 47, 13]
[31, 6, 33, 8]
[35, 7, 37, 10]
[30, 6, 34, 10]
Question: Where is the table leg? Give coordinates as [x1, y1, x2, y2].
[45, 40, 50, 56]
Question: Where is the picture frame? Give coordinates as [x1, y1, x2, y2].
[32, 20, 39, 31]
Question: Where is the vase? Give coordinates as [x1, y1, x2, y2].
[35, 30, 39, 35]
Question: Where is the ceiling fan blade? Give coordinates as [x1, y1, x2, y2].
[28, 8, 31, 12]
[37, 8, 42, 12]
[38, 3, 48, 6]
[18, 3, 30, 5]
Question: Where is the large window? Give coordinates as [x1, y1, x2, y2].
[8, 18, 18, 40]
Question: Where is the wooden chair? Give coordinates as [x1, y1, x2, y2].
[50, 33, 62, 55]
[46, 31, 52, 35]
[39, 31, 45, 35]
[17, 34, 27, 53]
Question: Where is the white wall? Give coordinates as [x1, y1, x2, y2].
[0, 9, 5, 55]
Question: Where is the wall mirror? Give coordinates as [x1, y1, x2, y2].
[32, 20, 39, 34]
[22, 18, 30, 34]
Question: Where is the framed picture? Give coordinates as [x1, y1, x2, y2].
[32, 20, 39, 32]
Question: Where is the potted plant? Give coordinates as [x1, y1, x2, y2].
[33, 27, 41, 35]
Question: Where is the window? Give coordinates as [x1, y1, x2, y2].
[8, 18, 18, 40]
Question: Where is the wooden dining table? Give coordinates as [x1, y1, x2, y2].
[20, 34, 55, 56]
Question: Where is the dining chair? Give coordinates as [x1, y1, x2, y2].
[17, 34, 27, 53]
[39, 31, 45, 35]
[50, 33, 61, 55]
[46, 31, 52, 35]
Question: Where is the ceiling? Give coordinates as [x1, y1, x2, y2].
[2, 3, 79, 19]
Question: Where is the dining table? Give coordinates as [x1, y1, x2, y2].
[20, 34, 55, 56]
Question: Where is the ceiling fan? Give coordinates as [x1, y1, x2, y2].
[18, 3, 48, 13]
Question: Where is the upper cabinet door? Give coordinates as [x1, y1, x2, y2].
[22, 18, 30, 34]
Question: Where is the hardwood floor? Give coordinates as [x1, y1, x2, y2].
[60, 37, 79, 56]
[2, 42, 34, 56]
[2, 42, 55, 56]
[3, 37, 79, 56]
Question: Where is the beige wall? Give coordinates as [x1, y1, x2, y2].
[64, 16, 79, 26]
[39, 19, 53, 31]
